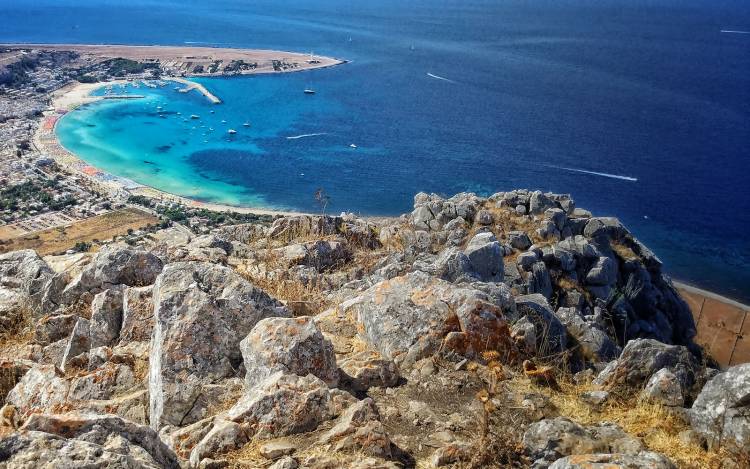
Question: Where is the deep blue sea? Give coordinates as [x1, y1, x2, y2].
[2, 0, 749, 302]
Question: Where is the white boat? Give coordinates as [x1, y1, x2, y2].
[190, 114, 200, 119]
[210, 110, 215, 114]
[304, 89, 316, 95]
[228, 129, 237, 134]
[349, 144, 358, 149]
[221, 119, 227, 123]
[243, 122, 251, 127]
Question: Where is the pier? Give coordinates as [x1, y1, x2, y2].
[166, 77, 222, 104]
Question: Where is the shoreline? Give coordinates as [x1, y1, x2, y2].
[38, 84, 314, 219]
[24, 42, 348, 218]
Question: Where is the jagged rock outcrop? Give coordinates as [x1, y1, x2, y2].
[594, 339, 699, 397]
[61, 245, 163, 305]
[148, 261, 289, 429]
[0, 249, 58, 317]
[0, 188, 726, 468]
[690, 363, 750, 451]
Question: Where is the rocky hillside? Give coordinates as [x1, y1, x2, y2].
[0, 189, 747, 469]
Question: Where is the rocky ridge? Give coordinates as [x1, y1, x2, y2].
[0, 189, 747, 468]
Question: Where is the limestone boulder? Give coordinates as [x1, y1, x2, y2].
[0, 431, 166, 468]
[690, 363, 750, 451]
[641, 368, 684, 407]
[319, 398, 392, 458]
[339, 350, 400, 392]
[240, 316, 339, 390]
[515, 294, 567, 356]
[189, 418, 249, 468]
[5, 365, 70, 418]
[340, 271, 516, 367]
[523, 417, 643, 467]
[594, 339, 699, 397]
[61, 245, 163, 305]
[585, 257, 618, 286]
[33, 313, 78, 345]
[120, 285, 153, 343]
[19, 412, 180, 468]
[555, 307, 620, 363]
[60, 317, 91, 371]
[228, 372, 338, 439]
[0, 358, 34, 405]
[463, 232, 504, 282]
[0, 249, 59, 317]
[549, 452, 676, 469]
[89, 286, 124, 348]
[149, 262, 289, 429]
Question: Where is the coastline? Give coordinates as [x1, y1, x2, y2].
[38, 85, 316, 219]
[25, 42, 349, 218]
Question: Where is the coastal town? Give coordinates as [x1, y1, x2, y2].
[0, 44, 340, 255]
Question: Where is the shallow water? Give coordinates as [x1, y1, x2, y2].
[4, 0, 750, 301]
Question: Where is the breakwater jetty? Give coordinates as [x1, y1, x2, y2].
[165, 77, 221, 104]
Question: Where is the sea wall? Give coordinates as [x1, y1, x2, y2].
[679, 283, 750, 368]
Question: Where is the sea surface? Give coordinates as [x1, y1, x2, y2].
[2, 0, 749, 302]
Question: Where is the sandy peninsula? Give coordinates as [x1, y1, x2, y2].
[1, 43, 344, 76]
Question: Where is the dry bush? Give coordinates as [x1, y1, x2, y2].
[241, 270, 332, 317]
[0, 305, 33, 357]
[452, 352, 530, 469]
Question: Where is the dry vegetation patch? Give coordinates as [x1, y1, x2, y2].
[0, 208, 159, 255]
[508, 375, 736, 469]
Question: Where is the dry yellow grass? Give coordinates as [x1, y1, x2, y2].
[510, 376, 735, 469]
[241, 270, 333, 317]
[611, 240, 640, 261]
[0, 306, 33, 359]
[0, 208, 159, 255]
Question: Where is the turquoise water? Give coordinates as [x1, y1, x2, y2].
[4, 0, 750, 301]
[56, 76, 347, 210]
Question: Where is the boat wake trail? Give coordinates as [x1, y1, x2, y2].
[427, 72, 456, 84]
[721, 30, 750, 34]
[286, 132, 328, 140]
[545, 165, 638, 182]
